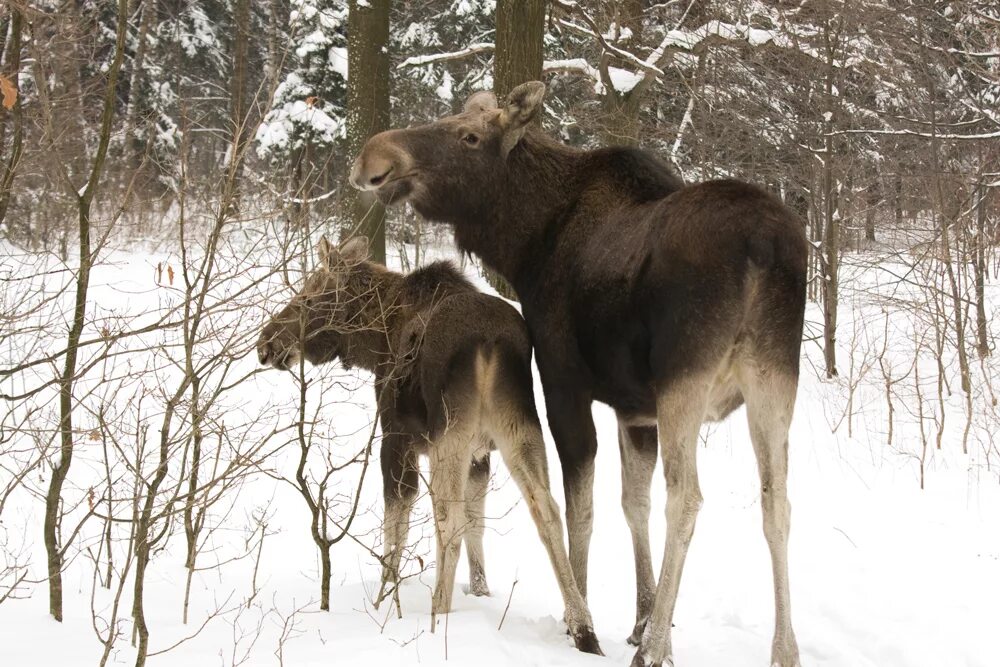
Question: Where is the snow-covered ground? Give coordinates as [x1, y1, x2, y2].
[1, 233, 998, 667]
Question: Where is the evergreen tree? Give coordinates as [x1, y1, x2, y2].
[255, 0, 347, 181]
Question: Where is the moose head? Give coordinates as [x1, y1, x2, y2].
[349, 81, 547, 221]
[257, 236, 373, 372]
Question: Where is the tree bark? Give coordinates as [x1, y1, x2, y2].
[122, 0, 157, 170]
[345, 0, 390, 263]
[974, 180, 990, 357]
[226, 0, 251, 203]
[820, 19, 839, 378]
[489, 0, 546, 299]
[0, 8, 23, 229]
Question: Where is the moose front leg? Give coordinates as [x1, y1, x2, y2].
[543, 389, 598, 601]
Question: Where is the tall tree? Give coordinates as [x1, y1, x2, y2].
[44, 0, 129, 621]
[494, 0, 545, 100]
[488, 0, 545, 299]
[345, 0, 390, 263]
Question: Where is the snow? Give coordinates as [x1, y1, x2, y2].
[398, 42, 495, 69]
[295, 29, 332, 60]
[436, 70, 454, 102]
[255, 99, 342, 156]
[607, 67, 644, 94]
[329, 45, 348, 79]
[0, 238, 998, 667]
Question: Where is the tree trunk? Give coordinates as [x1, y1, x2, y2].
[489, 0, 545, 299]
[122, 0, 156, 171]
[974, 181, 990, 357]
[820, 16, 841, 378]
[45, 0, 129, 622]
[345, 0, 390, 263]
[320, 545, 332, 611]
[864, 171, 878, 243]
[0, 8, 23, 229]
[227, 0, 251, 203]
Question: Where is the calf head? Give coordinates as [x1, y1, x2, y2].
[257, 236, 372, 371]
[349, 81, 547, 220]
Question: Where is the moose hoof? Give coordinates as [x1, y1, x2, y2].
[630, 643, 674, 667]
[468, 572, 490, 597]
[627, 616, 648, 646]
[770, 655, 801, 667]
[571, 626, 603, 656]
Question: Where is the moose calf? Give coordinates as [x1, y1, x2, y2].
[257, 236, 600, 654]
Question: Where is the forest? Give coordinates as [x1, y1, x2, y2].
[0, 1, 998, 666]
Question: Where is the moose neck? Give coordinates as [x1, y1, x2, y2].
[337, 268, 407, 374]
[448, 130, 582, 298]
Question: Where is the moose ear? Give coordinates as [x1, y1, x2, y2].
[498, 81, 546, 155]
[317, 235, 337, 268]
[464, 90, 498, 114]
[339, 236, 370, 264]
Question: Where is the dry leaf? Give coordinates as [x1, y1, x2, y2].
[167, 264, 175, 286]
[305, 96, 318, 107]
[0, 74, 16, 110]
[89, 429, 101, 441]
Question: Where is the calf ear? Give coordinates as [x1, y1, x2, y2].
[339, 236, 370, 264]
[498, 81, 546, 155]
[317, 235, 337, 269]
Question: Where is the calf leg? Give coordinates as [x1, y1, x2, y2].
[487, 407, 602, 655]
[428, 422, 474, 625]
[377, 436, 418, 610]
[618, 419, 658, 645]
[464, 451, 490, 597]
[740, 366, 801, 667]
[633, 378, 710, 667]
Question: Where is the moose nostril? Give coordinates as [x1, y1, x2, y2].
[369, 168, 392, 187]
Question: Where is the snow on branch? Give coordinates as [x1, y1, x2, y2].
[398, 43, 494, 69]
[543, 58, 601, 80]
[551, 0, 829, 97]
[827, 128, 1000, 140]
[556, 18, 665, 76]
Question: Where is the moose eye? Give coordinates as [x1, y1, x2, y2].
[462, 133, 480, 146]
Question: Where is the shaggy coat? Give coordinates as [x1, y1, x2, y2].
[257, 237, 600, 654]
[350, 82, 807, 667]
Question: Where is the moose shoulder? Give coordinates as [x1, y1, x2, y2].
[351, 82, 807, 667]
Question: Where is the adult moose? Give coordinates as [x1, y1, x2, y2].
[257, 236, 600, 654]
[350, 82, 807, 667]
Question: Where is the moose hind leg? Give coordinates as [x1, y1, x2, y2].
[633, 378, 710, 667]
[377, 438, 418, 610]
[741, 366, 801, 667]
[488, 409, 602, 656]
[618, 419, 658, 645]
[464, 449, 490, 597]
[428, 421, 474, 625]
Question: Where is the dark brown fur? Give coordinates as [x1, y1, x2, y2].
[351, 83, 806, 667]
[257, 237, 601, 654]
